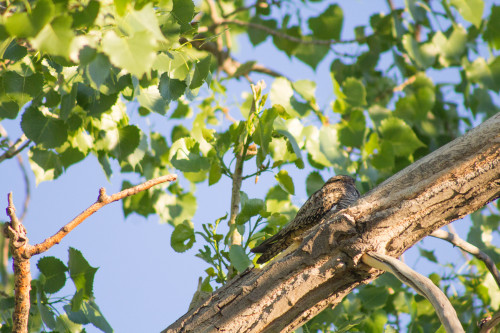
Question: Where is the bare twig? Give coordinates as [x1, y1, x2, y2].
[26, 174, 177, 257]
[362, 252, 464, 333]
[431, 229, 500, 289]
[393, 75, 417, 92]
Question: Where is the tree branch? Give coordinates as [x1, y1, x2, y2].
[26, 174, 177, 257]
[430, 228, 500, 288]
[4, 175, 177, 332]
[164, 113, 500, 332]
[361, 252, 464, 333]
[219, 19, 361, 45]
[480, 311, 500, 333]
[4, 193, 31, 333]
[0, 134, 31, 163]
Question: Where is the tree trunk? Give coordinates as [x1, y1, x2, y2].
[163, 113, 500, 333]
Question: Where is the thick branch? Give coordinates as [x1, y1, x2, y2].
[26, 174, 177, 257]
[431, 229, 500, 288]
[362, 252, 463, 333]
[164, 113, 499, 333]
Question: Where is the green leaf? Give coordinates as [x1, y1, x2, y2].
[433, 27, 467, 66]
[371, 140, 395, 170]
[208, 161, 222, 185]
[64, 300, 112, 333]
[171, 139, 210, 172]
[270, 78, 294, 115]
[38, 303, 57, 329]
[102, 30, 157, 77]
[170, 100, 192, 119]
[358, 286, 389, 309]
[342, 78, 366, 107]
[29, 148, 63, 184]
[379, 117, 425, 156]
[114, 0, 131, 16]
[337, 110, 366, 148]
[1, 70, 44, 101]
[254, 106, 278, 160]
[294, 43, 330, 69]
[275, 170, 295, 195]
[122, 181, 154, 217]
[308, 4, 343, 40]
[292, 80, 316, 103]
[419, 248, 438, 263]
[465, 57, 500, 90]
[114, 125, 141, 161]
[274, 118, 304, 168]
[402, 34, 437, 68]
[228, 245, 252, 272]
[233, 61, 257, 78]
[450, 0, 484, 28]
[306, 172, 324, 197]
[484, 6, 500, 50]
[248, 17, 277, 46]
[4, 0, 54, 38]
[120, 3, 165, 41]
[172, 0, 195, 32]
[319, 125, 345, 166]
[272, 26, 301, 56]
[71, 0, 100, 28]
[137, 85, 168, 115]
[189, 56, 211, 89]
[87, 53, 110, 88]
[37, 257, 68, 294]
[171, 220, 195, 253]
[68, 248, 98, 300]
[159, 73, 187, 102]
[32, 15, 75, 59]
[236, 195, 265, 224]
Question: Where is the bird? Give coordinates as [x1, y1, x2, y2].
[251, 175, 360, 264]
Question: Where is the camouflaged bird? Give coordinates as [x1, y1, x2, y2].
[251, 175, 360, 264]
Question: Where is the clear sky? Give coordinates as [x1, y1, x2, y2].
[0, 1, 496, 332]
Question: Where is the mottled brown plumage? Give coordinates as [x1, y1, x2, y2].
[251, 175, 360, 264]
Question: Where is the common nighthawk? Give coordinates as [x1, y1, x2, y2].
[251, 175, 360, 264]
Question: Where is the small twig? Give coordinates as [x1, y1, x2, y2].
[0, 134, 31, 163]
[26, 174, 177, 257]
[479, 311, 500, 333]
[16, 154, 30, 223]
[431, 229, 500, 289]
[362, 252, 464, 333]
[218, 19, 361, 45]
[393, 75, 417, 92]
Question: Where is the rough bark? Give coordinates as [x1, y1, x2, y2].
[164, 113, 500, 333]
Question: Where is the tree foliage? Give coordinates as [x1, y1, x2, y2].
[0, 0, 499, 331]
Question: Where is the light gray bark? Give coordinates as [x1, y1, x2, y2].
[164, 113, 500, 333]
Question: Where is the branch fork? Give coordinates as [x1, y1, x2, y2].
[3, 174, 177, 332]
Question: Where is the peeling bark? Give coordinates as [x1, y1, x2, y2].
[164, 113, 500, 333]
